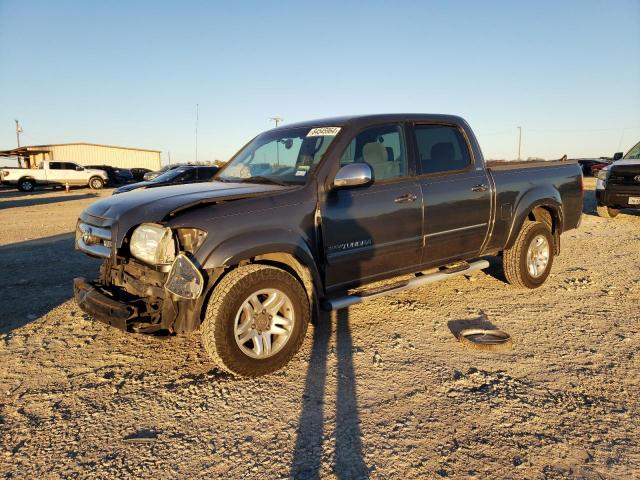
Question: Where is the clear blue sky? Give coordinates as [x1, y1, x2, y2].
[1, 0, 639, 165]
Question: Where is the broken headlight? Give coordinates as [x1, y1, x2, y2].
[130, 223, 176, 265]
[165, 253, 204, 299]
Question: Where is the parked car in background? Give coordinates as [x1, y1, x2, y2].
[143, 164, 182, 181]
[596, 140, 640, 218]
[74, 113, 583, 377]
[577, 158, 610, 176]
[86, 165, 135, 186]
[0, 161, 108, 192]
[112, 164, 219, 194]
[130, 168, 152, 182]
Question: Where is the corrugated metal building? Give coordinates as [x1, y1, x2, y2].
[0, 143, 161, 170]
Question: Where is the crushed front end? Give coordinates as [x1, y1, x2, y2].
[74, 216, 214, 333]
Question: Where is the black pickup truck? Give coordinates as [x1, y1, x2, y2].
[74, 114, 583, 377]
[595, 140, 640, 218]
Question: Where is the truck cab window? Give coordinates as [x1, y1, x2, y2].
[49, 162, 63, 170]
[415, 125, 471, 174]
[339, 124, 407, 181]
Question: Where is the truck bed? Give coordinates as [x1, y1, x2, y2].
[486, 158, 575, 171]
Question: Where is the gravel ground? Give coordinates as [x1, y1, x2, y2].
[0, 179, 639, 479]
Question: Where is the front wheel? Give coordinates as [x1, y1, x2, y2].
[503, 220, 554, 289]
[89, 176, 104, 190]
[596, 205, 619, 218]
[17, 178, 35, 192]
[201, 264, 310, 377]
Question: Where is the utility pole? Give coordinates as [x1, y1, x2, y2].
[195, 104, 199, 163]
[270, 116, 283, 128]
[517, 126, 522, 161]
[15, 120, 23, 167]
[168, 151, 171, 165]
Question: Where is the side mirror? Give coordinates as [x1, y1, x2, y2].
[333, 163, 373, 188]
[76, 166, 84, 171]
[612, 152, 623, 161]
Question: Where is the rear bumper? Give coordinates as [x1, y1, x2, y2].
[74, 277, 137, 331]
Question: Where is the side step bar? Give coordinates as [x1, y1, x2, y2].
[324, 259, 490, 311]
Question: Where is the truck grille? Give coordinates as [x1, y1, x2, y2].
[608, 172, 640, 187]
[76, 222, 113, 258]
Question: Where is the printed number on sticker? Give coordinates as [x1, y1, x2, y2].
[307, 127, 341, 137]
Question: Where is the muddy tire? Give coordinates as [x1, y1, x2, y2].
[503, 220, 554, 289]
[201, 264, 310, 377]
[17, 178, 35, 192]
[89, 176, 104, 190]
[596, 205, 619, 218]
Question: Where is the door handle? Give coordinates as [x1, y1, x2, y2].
[471, 184, 488, 192]
[394, 193, 417, 203]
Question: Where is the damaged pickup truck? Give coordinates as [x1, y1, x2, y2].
[74, 114, 583, 377]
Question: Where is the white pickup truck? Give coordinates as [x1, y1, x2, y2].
[0, 161, 109, 192]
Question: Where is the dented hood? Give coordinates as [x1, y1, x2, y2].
[79, 181, 289, 245]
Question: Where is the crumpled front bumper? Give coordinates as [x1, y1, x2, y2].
[73, 277, 138, 332]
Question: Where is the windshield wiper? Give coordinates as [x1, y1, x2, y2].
[237, 176, 290, 186]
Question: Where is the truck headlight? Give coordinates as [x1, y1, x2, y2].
[130, 223, 176, 265]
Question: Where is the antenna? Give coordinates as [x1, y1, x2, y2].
[270, 116, 283, 128]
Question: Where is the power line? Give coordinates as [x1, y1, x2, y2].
[195, 104, 199, 162]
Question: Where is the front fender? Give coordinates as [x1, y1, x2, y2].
[505, 186, 563, 250]
[201, 228, 323, 291]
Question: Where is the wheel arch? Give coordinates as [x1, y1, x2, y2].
[505, 187, 564, 254]
[18, 175, 37, 184]
[198, 229, 323, 325]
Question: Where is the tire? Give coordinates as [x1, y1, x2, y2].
[17, 178, 35, 192]
[89, 176, 104, 190]
[201, 264, 310, 377]
[503, 220, 554, 289]
[596, 205, 619, 218]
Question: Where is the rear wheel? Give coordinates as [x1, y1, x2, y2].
[596, 205, 619, 218]
[503, 220, 554, 289]
[89, 176, 104, 190]
[201, 264, 310, 377]
[17, 178, 35, 192]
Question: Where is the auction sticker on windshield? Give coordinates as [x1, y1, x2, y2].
[307, 127, 341, 137]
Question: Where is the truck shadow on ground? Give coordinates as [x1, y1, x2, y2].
[290, 309, 369, 479]
[0, 192, 99, 210]
[0, 232, 101, 334]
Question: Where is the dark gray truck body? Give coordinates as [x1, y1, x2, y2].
[74, 114, 583, 334]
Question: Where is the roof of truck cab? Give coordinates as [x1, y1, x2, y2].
[273, 114, 467, 131]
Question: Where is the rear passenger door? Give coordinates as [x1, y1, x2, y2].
[322, 123, 423, 290]
[413, 123, 491, 264]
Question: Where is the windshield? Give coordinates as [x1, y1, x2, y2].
[153, 167, 188, 183]
[217, 126, 341, 185]
[624, 141, 640, 160]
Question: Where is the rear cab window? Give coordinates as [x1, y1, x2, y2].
[414, 124, 472, 175]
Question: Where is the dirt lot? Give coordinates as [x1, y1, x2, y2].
[0, 179, 639, 479]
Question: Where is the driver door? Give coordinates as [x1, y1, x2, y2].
[321, 123, 423, 291]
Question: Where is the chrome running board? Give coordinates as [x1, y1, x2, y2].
[324, 259, 490, 311]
